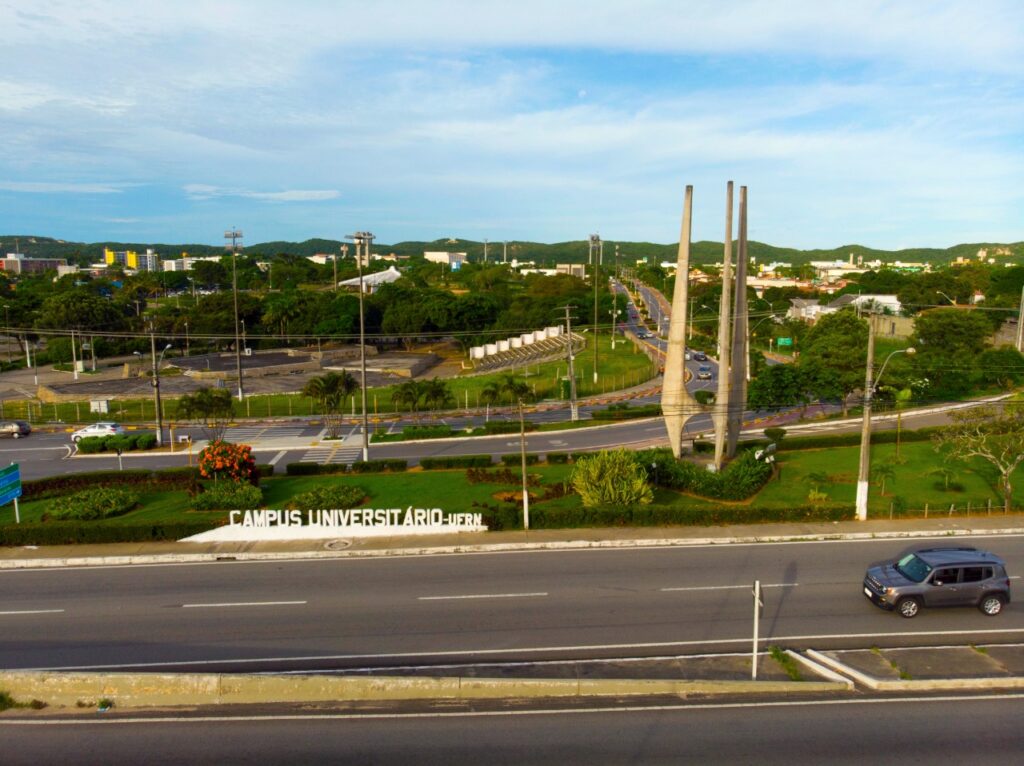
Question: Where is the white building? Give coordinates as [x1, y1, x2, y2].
[424, 251, 467, 270]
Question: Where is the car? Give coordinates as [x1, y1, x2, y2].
[696, 364, 712, 380]
[693, 351, 708, 362]
[863, 546, 1010, 618]
[636, 331, 650, 339]
[0, 421, 31, 439]
[71, 422, 126, 443]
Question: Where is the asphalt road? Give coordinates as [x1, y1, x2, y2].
[2, 537, 1021, 673]
[2, 696, 1022, 765]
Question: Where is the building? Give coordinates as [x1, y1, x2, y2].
[0, 253, 68, 274]
[161, 255, 222, 272]
[823, 293, 903, 315]
[424, 251, 467, 270]
[338, 264, 403, 293]
[555, 263, 586, 278]
[104, 247, 161, 272]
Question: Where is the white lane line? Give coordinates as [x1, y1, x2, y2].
[418, 592, 548, 601]
[181, 601, 307, 609]
[0, 609, 65, 616]
[268, 450, 287, 466]
[663, 585, 798, 593]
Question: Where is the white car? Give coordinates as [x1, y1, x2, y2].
[71, 422, 126, 442]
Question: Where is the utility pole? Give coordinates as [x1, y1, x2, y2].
[503, 240, 508, 264]
[519, 397, 530, 530]
[483, 239, 488, 263]
[590, 234, 601, 384]
[855, 320, 876, 522]
[149, 323, 165, 447]
[1017, 285, 1024, 353]
[346, 233, 373, 462]
[225, 228, 244, 402]
[70, 329, 79, 381]
[612, 244, 620, 351]
[184, 320, 190, 357]
[3, 305, 10, 363]
[561, 304, 579, 421]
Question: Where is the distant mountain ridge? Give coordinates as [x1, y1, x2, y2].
[2, 234, 1021, 267]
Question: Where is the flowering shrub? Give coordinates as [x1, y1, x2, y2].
[198, 441, 258, 485]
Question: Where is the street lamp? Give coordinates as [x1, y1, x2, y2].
[2, 304, 10, 364]
[855, 325, 916, 521]
[345, 232, 374, 462]
[225, 228, 244, 402]
[935, 290, 957, 306]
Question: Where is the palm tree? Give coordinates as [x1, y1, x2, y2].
[927, 465, 958, 492]
[391, 380, 425, 416]
[871, 463, 896, 496]
[421, 377, 454, 413]
[302, 371, 358, 439]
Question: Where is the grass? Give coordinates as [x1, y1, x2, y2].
[768, 646, 803, 681]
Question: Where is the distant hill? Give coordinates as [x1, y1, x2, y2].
[2, 234, 1021, 268]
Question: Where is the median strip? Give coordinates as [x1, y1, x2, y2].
[181, 601, 307, 609]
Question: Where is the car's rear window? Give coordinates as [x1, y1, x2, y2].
[896, 553, 932, 583]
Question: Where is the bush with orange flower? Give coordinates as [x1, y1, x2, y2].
[198, 441, 258, 486]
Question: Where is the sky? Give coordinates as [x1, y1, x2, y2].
[1, 0, 1022, 250]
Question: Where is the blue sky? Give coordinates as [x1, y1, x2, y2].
[1, 0, 1022, 250]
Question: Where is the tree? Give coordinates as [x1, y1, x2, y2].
[912, 308, 996, 397]
[797, 310, 867, 417]
[391, 380, 425, 415]
[420, 377, 455, 413]
[871, 463, 896, 496]
[747, 364, 807, 412]
[175, 387, 234, 442]
[571, 449, 654, 508]
[302, 371, 358, 439]
[933, 403, 1024, 513]
[198, 441, 258, 485]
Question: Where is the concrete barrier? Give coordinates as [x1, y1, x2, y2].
[0, 671, 847, 708]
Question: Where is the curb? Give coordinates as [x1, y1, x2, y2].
[0, 670, 847, 708]
[2, 527, 1023, 570]
[804, 649, 1024, 691]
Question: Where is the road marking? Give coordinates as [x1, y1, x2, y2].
[660, 583, 798, 592]
[0, 609, 64, 616]
[418, 592, 548, 601]
[1, 692, 1022, 726]
[268, 450, 287, 466]
[24, 627, 1024, 672]
[181, 601, 307, 609]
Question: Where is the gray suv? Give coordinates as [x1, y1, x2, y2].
[863, 546, 1010, 618]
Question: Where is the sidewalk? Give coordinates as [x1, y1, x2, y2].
[3, 515, 1023, 569]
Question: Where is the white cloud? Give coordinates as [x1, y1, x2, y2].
[0, 180, 124, 194]
[183, 184, 339, 202]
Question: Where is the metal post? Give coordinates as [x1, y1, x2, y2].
[150, 326, 164, 447]
[564, 305, 579, 421]
[347, 234, 372, 462]
[1017, 285, 1024, 353]
[591, 234, 601, 384]
[519, 399, 530, 530]
[752, 579, 762, 680]
[856, 320, 876, 521]
[70, 329, 79, 380]
[3, 305, 10, 363]
[184, 321, 190, 357]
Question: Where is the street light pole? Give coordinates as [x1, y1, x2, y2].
[346, 233, 373, 462]
[519, 397, 530, 530]
[225, 228, 244, 402]
[561, 304, 579, 421]
[590, 234, 601, 384]
[148, 324, 171, 448]
[856, 320, 915, 521]
[3, 305, 10, 364]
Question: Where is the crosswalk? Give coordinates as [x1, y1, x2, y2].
[224, 425, 309, 442]
[298, 425, 365, 466]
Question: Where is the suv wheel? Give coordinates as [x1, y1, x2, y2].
[896, 597, 921, 618]
[979, 594, 1006, 616]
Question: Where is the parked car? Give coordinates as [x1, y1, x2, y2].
[863, 546, 1010, 618]
[71, 422, 126, 443]
[693, 351, 708, 361]
[696, 365, 712, 380]
[0, 421, 31, 439]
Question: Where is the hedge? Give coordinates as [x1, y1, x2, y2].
[545, 452, 571, 464]
[419, 455, 493, 469]
[500, 453, 541, 466]
[778, 426, 940, 451]
[480, 503, 854, 531]
[21, 469, 197, 501]
[74, 433, 159, 454]
[478, 421, 538, 435]
[401, 425, 454, 439]
[47, 487, 140, 521]
[0, 522, 218, 546]
[637, 447, 773, 500]
[351, 459, 408, 473]
[590, 404, 662, 421]
[284, 462, 349, 476]
[192, 482, 263, 511]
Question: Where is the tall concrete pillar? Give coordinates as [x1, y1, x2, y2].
[713, 182, 734, 471]
[726, 186, 749, 458]
[661, 185, 699, 458]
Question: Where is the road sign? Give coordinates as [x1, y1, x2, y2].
[777, 337, 793, 347]
[0, 463, 21, 522]
[0, 485, 21, 506]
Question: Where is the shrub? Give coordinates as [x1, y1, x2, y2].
[105, 434, 138, 453]
[466, 467, 541, 487]
[636, 447, 773, 500]
[480, 421, 537, 435]
[351, 459, 407, 473]
[198, 441, 258, 485]
[500, 453, 540, 466]
[545, 452, 570, 464]
[419, 455, 492, 469]
[135, 433, 157, 450]
[571, 449, 654, 508]
[693, 391, 714, 406]
[21, 469, 181, 500]
[47, 487, 140, 521]
[254, 464, 275, 478]
[763, 427, 787, 444]
[401, 425, 453, 439]
[192, 482, 263, 511]
[589, 404, 662, 421]
[76, 436, 107, 454]
[285, 462, 326, 476]
[0, 522, 217, 546]
[285, 484, 367, 510]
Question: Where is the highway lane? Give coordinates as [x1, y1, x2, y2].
[2, 537, 1021, 672]
[2, 696, 1022, 765]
